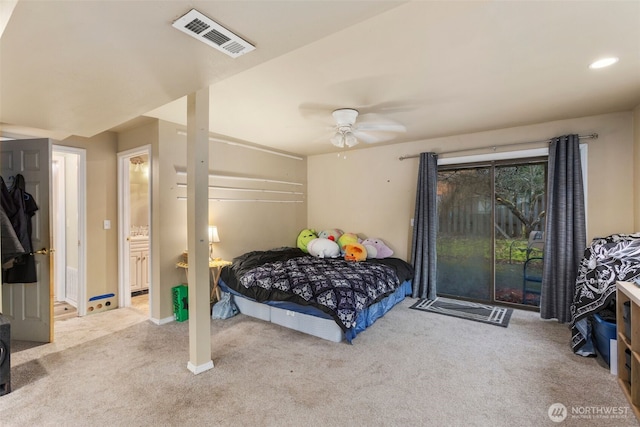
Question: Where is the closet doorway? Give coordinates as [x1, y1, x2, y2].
[117, 146, 151, 314]
[52, 146, 87, 319]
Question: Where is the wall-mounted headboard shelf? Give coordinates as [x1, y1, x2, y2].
[175, 130, 304, 161]
[174, 168, 305, 203]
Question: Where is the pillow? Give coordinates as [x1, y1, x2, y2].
[296, 229, 317, 253]
[318, 228, 344, 242]
[337, 232, 360, 253]
[344, 243, 367, 262]
[307, 238, 340, 258]
[361, 238, 394, 259]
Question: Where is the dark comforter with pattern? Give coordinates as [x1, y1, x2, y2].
[219, 247, 414, 331]
[570, 233, 640, 354]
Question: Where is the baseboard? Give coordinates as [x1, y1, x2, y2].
[187, 360, 214, 375]
[150, 315, 175, 325]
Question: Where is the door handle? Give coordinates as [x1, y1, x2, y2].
[34, 248, 48, 255]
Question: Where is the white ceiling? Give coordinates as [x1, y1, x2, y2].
[1, 1, 639, 156]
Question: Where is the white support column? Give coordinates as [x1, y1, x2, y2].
[186, 88, 213, 374]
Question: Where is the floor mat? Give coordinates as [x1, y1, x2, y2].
[410, 297, 513, 327]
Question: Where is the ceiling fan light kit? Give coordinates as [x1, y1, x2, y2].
[330, 129, 358, 148]
[330, 132, 345, 148]
[328, 108, 405, 149]
[345, 132, 357, 147]
[330, 109, 360, 148]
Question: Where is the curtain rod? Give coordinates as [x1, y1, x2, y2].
[398, 133, 598, 161]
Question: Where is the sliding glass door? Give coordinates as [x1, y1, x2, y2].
[436, 159, 546, 308]
[436, 167, 493, 301]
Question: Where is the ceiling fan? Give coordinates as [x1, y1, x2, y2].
[328, 108, 406, 148]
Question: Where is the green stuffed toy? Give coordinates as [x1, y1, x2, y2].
[297, 228, 318, 253]
[337, 232, 360, 254]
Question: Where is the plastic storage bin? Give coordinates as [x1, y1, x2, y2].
[593, 313, 616, 365]
[233, 296, 271, 321]
[270, 307, 343, 343]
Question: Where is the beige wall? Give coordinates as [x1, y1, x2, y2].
[634, 105, 640, 231]
[156, 122, 309, 259]
[308, 112, 637, 261]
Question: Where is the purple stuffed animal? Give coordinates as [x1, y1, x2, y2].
[361, 238, 393, 259]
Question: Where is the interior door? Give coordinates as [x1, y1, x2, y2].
[1, 138, 52, 342]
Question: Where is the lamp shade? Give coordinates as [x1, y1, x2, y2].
[344, 131, 358, 147]
[330, 132, 344, 148]
[208, 226, 220, 243]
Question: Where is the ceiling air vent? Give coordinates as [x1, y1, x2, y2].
[172, 9, 255, 58]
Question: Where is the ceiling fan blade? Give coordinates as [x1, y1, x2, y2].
[355, 112, 406, 133]
[302, 101, 410, 148]
[352, 131, 382, 144]
[356, 100, 422, 116]
[299, 102, 342, 120]
[354, 122, 406, 133]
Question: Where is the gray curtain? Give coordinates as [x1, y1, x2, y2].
[411, 152, 438, 299]
[541, 134, 586, 322]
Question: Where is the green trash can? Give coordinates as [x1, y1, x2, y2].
[172, 284, 189, 322]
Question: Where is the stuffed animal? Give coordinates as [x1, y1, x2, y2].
[297, 228, 318, 253]
[318, 228, 344, 242]
[307, 238, 340, 258]
[337, 232, 360, 253]
[361, 238, 394, 259]
[344, 243, 367, 262]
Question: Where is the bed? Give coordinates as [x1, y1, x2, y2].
[218, 247, 414, 343]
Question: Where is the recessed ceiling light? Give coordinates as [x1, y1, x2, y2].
[589, 57, 619, 69]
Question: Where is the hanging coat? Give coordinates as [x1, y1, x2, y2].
[2, 174, 38, 284]
[1, 206, 25, 269]
[1, 176, 26, 269]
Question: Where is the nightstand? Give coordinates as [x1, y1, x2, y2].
[176, 258, 232, 303]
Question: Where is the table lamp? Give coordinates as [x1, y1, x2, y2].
[208, 226, 220, 261]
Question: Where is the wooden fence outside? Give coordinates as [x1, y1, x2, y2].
[438, 196, 545, 239]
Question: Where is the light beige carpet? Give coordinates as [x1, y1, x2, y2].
[1, 299, 637, 427]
